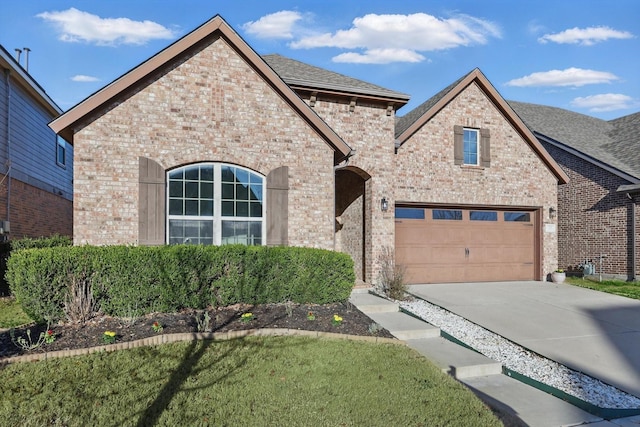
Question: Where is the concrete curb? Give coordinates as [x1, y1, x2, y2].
[0, 329, 402, 365]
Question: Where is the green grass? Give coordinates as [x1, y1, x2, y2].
[0, 297, 32, 328]
[0, 337, 501, 426]
[566, 277, 640, 300]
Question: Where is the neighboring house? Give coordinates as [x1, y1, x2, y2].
[0, 45, 73, 240]
[510, 101, 639, 281]
[50, 15, 567, 285]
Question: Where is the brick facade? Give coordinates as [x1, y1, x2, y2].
[0, 178, 72, 239]
[543, 142, 640, 279]
[313, 97, 397, 284]
[395, 83, 559, 278]
[73, 38, 335, 248]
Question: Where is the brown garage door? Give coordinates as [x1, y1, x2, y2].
[395, 207, 537, 284]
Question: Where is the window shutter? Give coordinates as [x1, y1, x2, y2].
[266, 166, 289, 246]
[454, 125, 464, 165]
[139, 157, 165, 245]
[480, 128, 491, 167]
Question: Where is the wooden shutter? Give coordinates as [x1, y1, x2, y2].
[480, 128, 491, 167]
[139, 157, 165, 245]
[454, 125, 464, 165]
[266, 166, 289, 246]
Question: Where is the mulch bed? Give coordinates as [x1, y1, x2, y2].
[0, 302, 394, 360]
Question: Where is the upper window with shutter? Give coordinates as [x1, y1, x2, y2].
[454, 125, 491, 167]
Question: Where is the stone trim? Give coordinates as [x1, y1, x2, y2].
[0, 329, 401, 365]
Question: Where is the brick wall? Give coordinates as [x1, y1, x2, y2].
[0, 178, 72, 239]
[312, 96, 397, 284]
[395, 82, 559, 278]
[543, 142, 639, 279]
[73, 38, 335, 249]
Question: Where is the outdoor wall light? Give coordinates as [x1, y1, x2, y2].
[381, 197, 389, 212]
[549, 207, 557, 219]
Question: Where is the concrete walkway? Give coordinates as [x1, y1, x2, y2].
[350, 285, 640, 427]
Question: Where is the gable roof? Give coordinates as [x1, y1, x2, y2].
[395, 68, 569, 184]
[262, 54, 410, 105]
[0, 44, 61, 117]
[49, 15, 353, 161]
[509, 101, 640, 183]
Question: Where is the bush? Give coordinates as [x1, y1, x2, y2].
[6, 245, 355, 323]
[10, 234, 72, 251]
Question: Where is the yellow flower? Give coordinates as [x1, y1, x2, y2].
[104, 331, 116, 337]
[333, 315, 343, 322]
[242, 313, 253, 319]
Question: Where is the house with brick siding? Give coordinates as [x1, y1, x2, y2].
[0, 45, 73, 241]
[49, 15, 569, 286]
[510, 101, 639, 281]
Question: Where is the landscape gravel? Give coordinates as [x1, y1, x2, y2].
[400, 298, 640, 409]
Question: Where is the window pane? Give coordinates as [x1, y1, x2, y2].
[236, 201, 249, 217]
[169, 169, 183, 179]
[221, 166, 234, 182]
[200, 166, 214, 182]
[432, 209, 462, 220]
[235, 168, 249, 184]
[222, 183, 234, 199]
[236, 183, 249, 200]
[200, 200, 213, 216]
[470, 211, 497, 221]
[222, 220, 261, 245]
[250, 202, 262, 218]
[250, 183, 263, 201]
[200, 182, 213, 199]
[222, 201, 234, 216]
[185, 200, 198, 215]
[169, 219, 213, 245]
[395, 208, 425, 219]
[184, 166, 199, 180]
[505, 212, 531, 222]
[169, 199, 183, 215]
[185, 182, 199, 198]
[169, 181, 183, 198]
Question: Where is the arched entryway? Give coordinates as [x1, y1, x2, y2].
[335, 167, 370, 283]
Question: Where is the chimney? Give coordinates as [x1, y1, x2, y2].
[14, 48, 22, 64]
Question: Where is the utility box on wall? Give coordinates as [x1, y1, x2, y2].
[0, 220, 10, 236]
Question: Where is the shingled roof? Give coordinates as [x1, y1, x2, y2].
[509, 101, 640, 182]
[262, 54, 410, 104]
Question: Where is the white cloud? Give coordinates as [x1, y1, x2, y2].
[506, 68, 619, 87]
[333, 48, 425, 64]
[242, 11, 303, 39]
[538, 26, 634, 46]
[37, 8, 177, 46]
[570, 93, 635, 112]
[71, 75, 100, 82]
[289, 12, 500, 64]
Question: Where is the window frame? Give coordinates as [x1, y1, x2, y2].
[56, 136, 67, 168]
[463, 128, 480, 166]
[166, 163, 265, 246]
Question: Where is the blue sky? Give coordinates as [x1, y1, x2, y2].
[1, 0, 638, 120]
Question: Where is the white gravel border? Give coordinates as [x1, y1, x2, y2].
[400, 298, 640, 409]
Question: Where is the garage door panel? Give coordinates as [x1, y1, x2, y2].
[396, 207, 537, 284]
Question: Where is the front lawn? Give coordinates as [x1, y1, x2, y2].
[0, 337, 500, 426]
[566, 277, 640, 300]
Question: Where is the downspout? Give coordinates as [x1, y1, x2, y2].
[3, 69, 10, 231]
[631, 194, 637, 282]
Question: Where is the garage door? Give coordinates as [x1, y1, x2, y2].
[395, 206, 537, 284]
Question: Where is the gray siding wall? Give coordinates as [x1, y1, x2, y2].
[0, 73, 72, 199]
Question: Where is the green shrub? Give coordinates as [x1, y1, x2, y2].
[6, 245, 355, 323]
[10, 235, 72, 251]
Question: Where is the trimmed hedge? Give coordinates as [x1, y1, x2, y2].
[6, 245, 355, 323]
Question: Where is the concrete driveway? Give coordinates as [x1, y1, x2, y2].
[408, 281, 640, 399]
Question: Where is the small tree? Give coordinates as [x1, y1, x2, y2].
[376, 246, 407, 300]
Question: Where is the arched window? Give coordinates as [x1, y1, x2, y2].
[167, 163, 264, 245]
